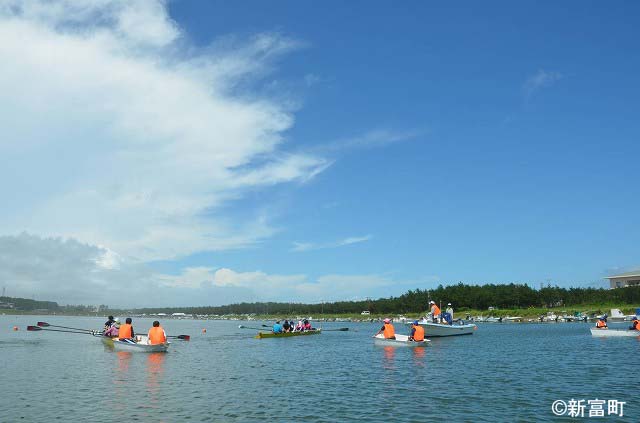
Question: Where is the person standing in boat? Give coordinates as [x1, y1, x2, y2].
[595, 317, 607, 329]
[118, 317, 135, 341]
[446, 303, 454, 320]
[148, 320, 167, 345]
[428, 301, 441, 323]
[273, 320, 283, 333]
[408, 321, 424, 342]
[375, 318, 396, 339]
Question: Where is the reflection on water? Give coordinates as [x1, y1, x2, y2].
[412, 345, 426, 364]
[382, 346, 395, 370]
[146, 353, 166, 409]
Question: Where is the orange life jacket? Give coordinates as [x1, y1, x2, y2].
[148, 326, 166, 345]
[634, 320, 640, 331]
[596, 320, 606, 328]
[412, 325, 425, 341]
[118, 324, 132, 339]
[383, 323, 395, 339]
[431, 305, 441, 316]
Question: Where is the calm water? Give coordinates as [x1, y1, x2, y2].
[0, 315, 637, 422]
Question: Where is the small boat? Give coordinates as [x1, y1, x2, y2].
[96, 334, 170, 352]
[590, 328, 640, 338]
[255, 329, 321, 339]
[373, 334, 429, 347]
[411, 320, 477, 337]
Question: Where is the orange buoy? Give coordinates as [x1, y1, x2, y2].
[202, 328, 206, 334]
[13, 326, 18, 331]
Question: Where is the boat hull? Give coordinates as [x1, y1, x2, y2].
[590, 328, 640, 338]
[97, 334, 169, 352]
[373, 334, 429, 347]
[255, 329, 321, 339]
[412, 321, 477, 337]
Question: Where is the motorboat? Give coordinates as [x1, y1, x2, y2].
[411, 319, 477, 336]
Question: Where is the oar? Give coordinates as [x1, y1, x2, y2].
[27, 326, 95, 335]
[239, 325, 270, 331]
[322, 328, 349, 332]
[37, 322, 95, 332]
[167, 335, 190, 341]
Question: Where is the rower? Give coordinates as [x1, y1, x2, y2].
[595, 317, 607, 329]
[408, 321, 425, 342]
[282, 320, 291, 333]
[629, 317, 640, 331]
[148, 320, 167, 345]
[303, 319, 312, 331]
[104, 317, 120, 337]
[273, 320, 283, 333]
[375, 318, 396, 339]
[118, 317, 135, 341]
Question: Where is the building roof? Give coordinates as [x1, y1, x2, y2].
[606, 270, 640, 279]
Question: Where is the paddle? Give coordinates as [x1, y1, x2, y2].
[239, 325, 270, 331]
[27, 326, 95, 335]
[322, 328, 349, 332]
[37, 321, 95, 332]
[167, 335, 190, 341]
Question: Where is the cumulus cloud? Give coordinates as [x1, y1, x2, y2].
[291, 235, 373, 252]
[523, 69, 563, 99]
[0, 0, 328, 262]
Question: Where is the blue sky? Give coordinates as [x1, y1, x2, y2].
[0, 1, 638, 307]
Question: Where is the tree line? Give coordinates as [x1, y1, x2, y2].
[128, 283, 640, 315]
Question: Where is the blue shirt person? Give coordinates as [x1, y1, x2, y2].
[273, 321, 283, 333]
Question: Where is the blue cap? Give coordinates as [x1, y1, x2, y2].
[413, 320, 419, 325]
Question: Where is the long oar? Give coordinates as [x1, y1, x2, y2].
[167, 335, 190, 341]
[37, 322, 95, 332]
[322, 328, 349, 332]
[239, 325, 270, 331]
[27, 326, 95, 335]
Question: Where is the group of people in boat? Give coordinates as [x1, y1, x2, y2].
[427, 301, 455, 325]
[594, 315, 640, 331]
[103, 316, 168, 344]
[272, 319, 314, 333]
[375, 318, 425, 342]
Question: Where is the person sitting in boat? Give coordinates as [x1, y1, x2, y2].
[282, 320, 291, 333]
[595, 317, 607, 329]
[103, 317, 120, 337]
[303, 319, 312, 331]
[408, 321, 424, 342]
[441, 311, 453, 325]
[104, 315, 116, 330]
[428, 301, 441, 323]
[273, 321, 283, 333]
[118, 317, 135, 342]
[148, 320, 167, 345]
[294, 320, 304, 332]
[375, 318, 396, 339]
[629, 317, 640, 331]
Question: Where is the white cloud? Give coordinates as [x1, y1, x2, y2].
[291, 235, 372, 252]
[523, 69, 563, 99]
[0, 0, 328, 262]
[317, 128, 422, 154]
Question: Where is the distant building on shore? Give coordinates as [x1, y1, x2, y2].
[606, 270, 640, 289]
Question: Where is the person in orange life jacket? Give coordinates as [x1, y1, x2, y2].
[408, 321, 425, 342]
[595, 318, 607, 329]
[118, 317, 135, 341]
[629, 317, 640, 331]
[429, 301, 441, 323]
[375, 318, 396, 339]
[148, 320, 167, 345]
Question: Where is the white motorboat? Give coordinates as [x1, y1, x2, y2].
[590, 328, 640, 338]
[373, 333, 429, 347]
[412, 320, 477, 336]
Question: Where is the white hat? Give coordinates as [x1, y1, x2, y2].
[114, 317, 120, 322]
[429, 301, 435, 304]
[447, 303, 452, 306]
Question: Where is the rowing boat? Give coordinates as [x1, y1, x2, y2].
[373, 333, 430, 347]
[96, 334, 170, 352]
[590, 328, 640, 338]
[255, 329, 321, 339]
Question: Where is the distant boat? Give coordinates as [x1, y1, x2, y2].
[411, 320, 477, 336]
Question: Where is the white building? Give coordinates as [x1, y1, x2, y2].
[606, 270, 640, 289]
